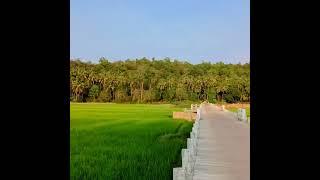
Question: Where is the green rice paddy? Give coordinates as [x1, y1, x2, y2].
[70, 103, 193, 180]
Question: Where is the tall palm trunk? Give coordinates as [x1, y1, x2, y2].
[140, 81, 144, 103]
[130, 83, 133, 101]
[149, 83, 152, 103]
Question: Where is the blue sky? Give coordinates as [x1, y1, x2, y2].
[71, 0, 249, 64]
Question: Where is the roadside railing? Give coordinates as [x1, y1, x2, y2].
[236, 108, 250, 124]
[173, 107, 201, 180]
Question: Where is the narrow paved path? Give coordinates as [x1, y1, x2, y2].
[193, 104, 250, 180]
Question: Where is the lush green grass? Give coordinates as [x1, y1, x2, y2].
[226, 107, 250, 117]
[71, 103, 193, 180]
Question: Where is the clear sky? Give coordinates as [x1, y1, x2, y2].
[71, 0, 249, 64]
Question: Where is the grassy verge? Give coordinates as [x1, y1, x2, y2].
[226, 106, 250, 117]
[171, 100, 202, 108]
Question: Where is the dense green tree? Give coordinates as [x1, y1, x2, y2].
[70, 58, 250, 103]
[88, 85, 100, 101]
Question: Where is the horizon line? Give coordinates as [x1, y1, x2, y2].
[70, 57, 250, 65]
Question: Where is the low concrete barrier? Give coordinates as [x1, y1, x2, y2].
[173, 108, 201, 180]
[237, 108, 248, 123]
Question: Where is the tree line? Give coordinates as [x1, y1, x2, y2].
[70, 58, 249, 103]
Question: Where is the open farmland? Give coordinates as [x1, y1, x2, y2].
[70, 103, 193, 180]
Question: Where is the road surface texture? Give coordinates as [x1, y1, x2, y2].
[193, 104, 250, 180]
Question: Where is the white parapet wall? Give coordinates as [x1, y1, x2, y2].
[173, 108, 201, 180]
[237, 108, 249, 123]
